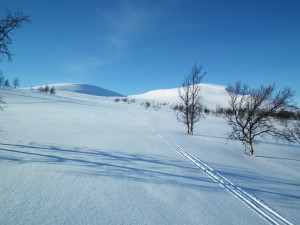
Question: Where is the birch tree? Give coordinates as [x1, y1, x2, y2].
[178, 64, 206, 135]
[225, 81, 295, 156]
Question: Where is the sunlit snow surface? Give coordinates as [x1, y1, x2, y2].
[130, 83, 229, 108]
[0, 87, 299, 225]
[29, 83, 124, 97]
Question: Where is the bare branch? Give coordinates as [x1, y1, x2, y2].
[0, 8, 30, 62]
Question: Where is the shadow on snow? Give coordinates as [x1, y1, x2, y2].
[0, 142, 218, 191]
[209, 162, 300, 210]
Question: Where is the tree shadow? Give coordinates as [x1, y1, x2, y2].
[194, 133, 228, 141]
[255, 155, 300, 162]
[260, 140, 300, 149]
[0, 142, 218, 191]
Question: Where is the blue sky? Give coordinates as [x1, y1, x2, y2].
[1, 0, 300, 102]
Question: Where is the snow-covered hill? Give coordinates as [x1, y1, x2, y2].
[130, 83, 229, 109]
[31, 83, 124, 97]
[0, 87, 299, 225]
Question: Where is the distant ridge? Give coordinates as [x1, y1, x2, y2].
[33, 83, 124, 97]
[130, 83, 229, 109]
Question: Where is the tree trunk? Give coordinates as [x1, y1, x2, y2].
[248, 132, 254, 156]
[249, 143, 254, 156]
[186, 121, 190, 135]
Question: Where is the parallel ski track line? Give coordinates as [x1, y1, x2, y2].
[147, 124, 293, 225]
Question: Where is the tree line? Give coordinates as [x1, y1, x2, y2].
[0, 71, 20, 88]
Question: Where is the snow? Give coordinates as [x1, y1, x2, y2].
[0, 86, 299, 225]
[28, 83, 124, 97]
[130, 83, 229, 109]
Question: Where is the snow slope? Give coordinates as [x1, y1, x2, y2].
[0, 87, 299, 225]
[31, 83, 124, 97]
[130, 83, 229, 109]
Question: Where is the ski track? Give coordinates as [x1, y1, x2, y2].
[146, 123, 293, 225]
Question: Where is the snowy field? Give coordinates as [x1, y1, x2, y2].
[0, 86, 299, 225]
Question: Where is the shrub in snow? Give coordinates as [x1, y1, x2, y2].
[144, 101, 151, 109]
[38, 85, 51, 93]
[204, 107, 210, 115]
[172, 104, 184, 112]
[50, 87, 56, 94]
[44, 85, 49, 93]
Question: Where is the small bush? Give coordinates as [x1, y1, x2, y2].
[38, 85, 51, 93]
[144, 101, 151, 109]
[44, 85, 49, 93]
[50, 86, 56, 94]
[204, 107, 210, 115]
[38, 86, 45, 92]
[172, 104, 184, 112]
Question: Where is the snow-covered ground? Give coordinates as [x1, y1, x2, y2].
[131, 83, 229, 108]
[28, 83, 124, 97]
[0, 86, 299, 225]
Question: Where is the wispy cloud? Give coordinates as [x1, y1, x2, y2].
[98, 0, 178, 56]
[62, 57, 111, 75]
[62, 1, 182, 75]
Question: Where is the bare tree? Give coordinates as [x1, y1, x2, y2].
[225, 81, 295, 156]
[178, 64, 206, 135]
[3, 79, 10, 87]
[13, 78, 19, 88]
[0, 8, 30, 61]
[0, 8, 29, 111]
[0, 71, 4, 87]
